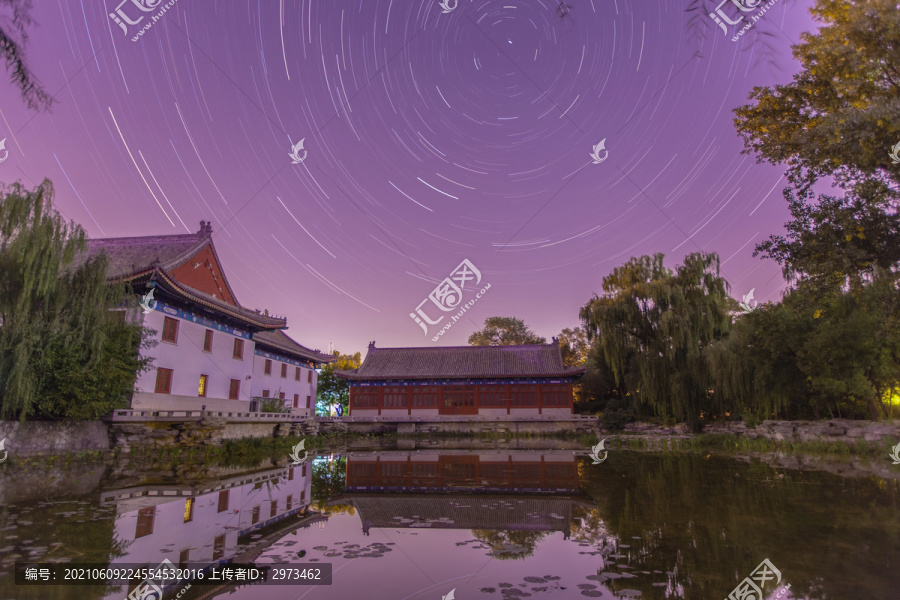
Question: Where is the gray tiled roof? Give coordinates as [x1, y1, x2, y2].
[253, 329, 335, 364]
[336, 344, 586, 381]
[84, 233, 208, 279]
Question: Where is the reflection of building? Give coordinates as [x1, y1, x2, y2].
[86, 221, 332, 415]
[100, 465, 313, 599]
[334, 451, 591, 538]
[337, 342, 585, 416]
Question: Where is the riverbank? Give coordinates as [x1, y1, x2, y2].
[2, 418, 898, 483]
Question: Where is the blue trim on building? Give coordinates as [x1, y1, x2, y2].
[155, 301, 251, 339]
[254, 348, 316, 369]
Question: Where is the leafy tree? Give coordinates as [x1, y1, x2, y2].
[733, 0, 900, 194]
[557, 327, 588, 366]
[0, 180, 150, 420]
[713, 271, 900, 421]
[573, 344, 628, 415]
[0, 0, 53, 110]
[580, 253, 733, 433]
[755, 183, 900, 295]
[316, 350, 360, 415]
[467, 316, 546, 346]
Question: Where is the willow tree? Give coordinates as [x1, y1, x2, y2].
[579, 253, 732, 433]
[0, 0, 53, 110]
[0, 179, 149, 421]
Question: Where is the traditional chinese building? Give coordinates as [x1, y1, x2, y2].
[336, 341, 585, 416]
[86, 221, 332, 415]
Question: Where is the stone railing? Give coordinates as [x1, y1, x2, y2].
[316, 414, 597, 423]
[106, 409, 308, 423]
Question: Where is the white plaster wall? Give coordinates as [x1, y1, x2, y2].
[135, 309, 255, 407]
[250, 353, 317, 416]
[131, 392, 248, 412]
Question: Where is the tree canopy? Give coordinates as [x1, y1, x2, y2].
[315, 350, 361, 415]
[733, 0, 900, 194]
[468, 316, 547, 346]
[580, 253, 732, 432]
[0, 180, 150, 420]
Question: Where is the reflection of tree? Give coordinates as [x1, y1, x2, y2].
[315, 502, 355, 516]
[569, 505, 616, 554]
[577, 453, 900, 599]
[311, 457, 346, 504]
[471, 529, 548, 560]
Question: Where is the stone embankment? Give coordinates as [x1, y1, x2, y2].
[619, 418, 900, 443]
[1, 417, 898, 458]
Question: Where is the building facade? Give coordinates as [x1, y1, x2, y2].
[87, 221, 332, 415]
[251, 329, 321, 413]
[337, 342, 585, 417]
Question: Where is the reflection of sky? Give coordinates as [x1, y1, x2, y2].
[0, 1, 818, 352]
[235, 511, 633, 600]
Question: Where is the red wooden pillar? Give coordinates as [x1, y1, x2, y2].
[538, 385, 543, 415]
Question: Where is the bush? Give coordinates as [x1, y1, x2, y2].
[602, 397, 634, 431]
[258, 397, 290, 413]
[742, 413, 760, 429]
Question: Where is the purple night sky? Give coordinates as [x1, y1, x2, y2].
[0, 0, 817, 354]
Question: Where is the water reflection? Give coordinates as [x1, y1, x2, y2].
[99, 464, 314, 599]
[0, 448, 898, 600]
[335, 450, 590, 560]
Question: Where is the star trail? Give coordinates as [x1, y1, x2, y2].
[0, 0, 815, 351]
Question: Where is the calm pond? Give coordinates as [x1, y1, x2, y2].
[0, 448, 898, 600]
